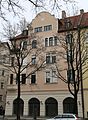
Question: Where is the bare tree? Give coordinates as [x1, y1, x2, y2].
[2, 22, 46, 120]
[0, 0, 75, 20]
[53, 15, 88, 117]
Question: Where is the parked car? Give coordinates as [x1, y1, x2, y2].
[46, 113, 82, 120]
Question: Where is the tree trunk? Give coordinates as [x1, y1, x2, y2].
[17, 72, 20, 120]
[74, 93, 78, 115]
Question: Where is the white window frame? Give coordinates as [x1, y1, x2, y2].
[45, 70, 57, 83]
[46, 53, 56, 64]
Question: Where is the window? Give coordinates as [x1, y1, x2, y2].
[22, 74, 26, 84]
[11, 57, 14, 66]
[46, 70, 57, 83]
[46, 53, 56, 64]
[85, 33, 88, 43]
[1, 82, 4, 89]
[23, 41, 27, 50]
[32, 40, 37, 48]
[0, 70, 5, 76]
[10, 74, 13, 84]
[32, 55, 36, 64]
[66, 34, 73, 44]
[0, 95, 2, 102]
[22, 30, 28, 35]
[45, 38, 48, 47]
[31, 74, 36, 84]
[54, 36, 57, 45]
[49, 37, 53, 46]
[67, 69, 74, 83]
[34, 27, 42, 32]
[46, 72, 50, 83]
[45, 36, 57, 47]
[44, 25, 52, 31]
[67, 49, 73, 62]
[2, 70, 4, 76]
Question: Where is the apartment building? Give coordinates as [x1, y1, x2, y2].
[58, 10, 88, 118]
[5, 10, 88, 118]
[0, 42, 9, 115]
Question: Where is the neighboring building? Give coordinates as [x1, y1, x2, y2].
[58, 10, 88, 118]
[0, 42, 9, 115]
[5, 10, 88, 119]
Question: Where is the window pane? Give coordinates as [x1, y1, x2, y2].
[49, 37, 53, 46]
[52, 56, 56, 63]
[46, 72, 50, 83]
[0, 95, 2, 102]
[22, 74, 26, 84]
[10, 74, 13, 84]
[32, 55, 36, 64]
[46, 56, 50, 63]
[2, 70, 4, 76]
[34, 27, 42, 32]
[23, 41, 27, 50]
[44, 25, 52, 31]
[45, 38, 48, 47]
[32, 40, 37, 48]
[11, 57, 14, 66]
[31, 74, 36, 84]
[1, 82, 4, 89]
[54, 36, 57, 45]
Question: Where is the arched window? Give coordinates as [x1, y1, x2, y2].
[13, 98, 24, 116]
[28, 98, 40, 117]
[32, 40, 37, 48]
[45, 97, 58, 117]
[63, 97, 75, 113]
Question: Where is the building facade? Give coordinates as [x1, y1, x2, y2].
[0, 42, 9, 115]
[5, 11, 88, 118]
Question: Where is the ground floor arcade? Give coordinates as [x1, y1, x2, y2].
[5, 90, 82, 117]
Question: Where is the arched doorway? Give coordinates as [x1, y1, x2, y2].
[13, 98, 24, 116]
[28, 98, 40, 117]
[45, 97, 58, 117]
[63, 97, 75, 113]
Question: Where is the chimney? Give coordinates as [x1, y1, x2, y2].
[62, 10, 66, 19]
[80, 9, 84, 14]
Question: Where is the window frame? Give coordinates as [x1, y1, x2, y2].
[31, 73, 36, 84]
[46, 53, 56, 64]
[34, 27, 42, 33]
[45, 70, 57, 83]
[23, 41, 27, 50]
[44, 25, 52, 31]
[1, 82, 4, 89]
[32, 55, 36, 65]
[32, 40, 37, 48]
[0, 95, 2, 102]
[21, 74, 26, 84]
[10, 74, 13, 84]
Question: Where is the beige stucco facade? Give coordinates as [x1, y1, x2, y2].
[0, 42, 9, 114]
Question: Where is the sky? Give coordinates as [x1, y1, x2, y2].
[77, 0, 88, 12]
[0, 0, 88, 41]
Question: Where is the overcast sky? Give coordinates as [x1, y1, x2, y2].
[0, 0, 88, 41]
[78, 0, 88, 12]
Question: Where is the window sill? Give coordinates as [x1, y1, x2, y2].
[45, 82, 58, 84]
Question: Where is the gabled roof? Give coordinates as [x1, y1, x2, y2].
[58, 12, 88, 32]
